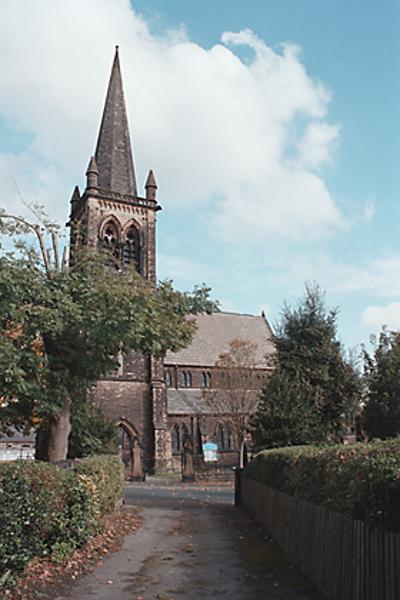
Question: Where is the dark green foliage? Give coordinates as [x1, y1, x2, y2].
[251, 284, 361, 448]
[0, 461, 99, 577]
[0, 455, 123, 578]
[75, 454, 124, 515]
[244, 439, 400, 531]
[0, 240, 218, 458]
[68, 404, 117, 459]
[362, 330, 400, 440]
[251, 372, 322, 449]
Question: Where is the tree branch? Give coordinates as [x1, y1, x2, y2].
[52, 231, 60, 272]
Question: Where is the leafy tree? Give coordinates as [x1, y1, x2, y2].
[251, 284, 361, 449]
[362, 329, 400, 439]
[0, 208, 217, 461]
[251, 371, 320, 449]
[202, 339, 261, 466]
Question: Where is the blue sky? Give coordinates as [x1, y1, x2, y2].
[0, 0, 399, 352]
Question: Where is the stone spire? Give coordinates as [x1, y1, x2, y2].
[94, 46, 137, 196]
[85, 155, 98, 191]
[145, 169, 157, 201]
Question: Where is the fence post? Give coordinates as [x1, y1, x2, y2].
[233, 467, 243, 507]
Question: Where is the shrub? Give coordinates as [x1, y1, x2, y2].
[244, 439, 400, 532]
[0, 456, 124, 579]
[75, 454, 124, 515]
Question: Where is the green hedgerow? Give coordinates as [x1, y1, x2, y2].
[0, 455, 124, 580]
[244, 439, 400, 532]
[75, 454, 124, 515]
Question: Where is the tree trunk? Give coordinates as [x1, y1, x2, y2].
[48, 398, 71, 462]
[239, 438, 248, 469]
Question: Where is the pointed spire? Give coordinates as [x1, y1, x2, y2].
[145, 169, 157, 201]
[86, 156, 98, 191]
[145, 169, 157, 188]
[70, 185, 81, 210]
[94, 46, 137, 196]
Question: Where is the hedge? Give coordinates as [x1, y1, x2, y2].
[75, 454, 124, 515]
[0, 454, 124, 580]
[244, 439, 400, 532]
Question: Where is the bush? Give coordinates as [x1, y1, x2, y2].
[0, 461, 99, 577]
[75, 454, 124, 515]
[0, 454, 124, 579]
[244, 439, 400, 532]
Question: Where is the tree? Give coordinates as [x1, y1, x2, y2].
[202, 339, 261, 467]
[0, 207, 217, 461]
[362, 329, 400, 439]
[251, 284, 361, 449]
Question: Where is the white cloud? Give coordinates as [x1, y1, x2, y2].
[296, 122, 340, 169]
[361, 303, 400, 331]
[0, 0, 342, 239]
[363, 198, 376, 222]
[265, 251, 400, 299]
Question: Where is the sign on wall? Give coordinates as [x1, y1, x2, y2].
[203, 441, 218, 462]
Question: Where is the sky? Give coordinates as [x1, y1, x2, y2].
[0, 0, 399, 352]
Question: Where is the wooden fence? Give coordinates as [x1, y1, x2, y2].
[240, 477, 400, 600]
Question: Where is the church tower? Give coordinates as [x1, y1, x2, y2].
[68, 47, 169, 474]
[69, 46, 159, 282]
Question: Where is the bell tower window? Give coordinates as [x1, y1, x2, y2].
[101, 221, 120, 260]
[123, 225, 140, 272]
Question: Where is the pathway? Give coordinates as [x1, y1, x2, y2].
[56, 477, 320, 600]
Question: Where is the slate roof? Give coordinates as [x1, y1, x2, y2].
[165, 311, 275, 368]
[167, 389, 218, 415]
[94, 46, 137, 196]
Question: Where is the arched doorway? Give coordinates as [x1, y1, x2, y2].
[117, 421, 143, 480]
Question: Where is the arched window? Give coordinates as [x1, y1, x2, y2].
[215, 424, 231, 451]
[223, 426, 231, 450]
[171, 424, 180, 453]
[122, 225, 140, 271]
[165, 370, 173, 387]
[180, 424, 189, 449]
[216, 424, 224, 451]
[202, 371, 212, 387]
[101, 221, 120, 260]
[180, 371, 192, 387]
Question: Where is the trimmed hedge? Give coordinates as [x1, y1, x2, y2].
[244, 439, 400, 532]
[0, 454, 124, 580]
[75, 454, 124, 515]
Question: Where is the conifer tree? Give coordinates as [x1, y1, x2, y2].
[252, 284, 361, 449]
[362, 329, 400, 439]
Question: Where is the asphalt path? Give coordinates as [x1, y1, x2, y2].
[57, 477, 320, 600]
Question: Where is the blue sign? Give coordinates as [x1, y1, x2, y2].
[203, 441, 218, 462]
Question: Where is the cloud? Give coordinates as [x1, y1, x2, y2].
[363, 198, 376, 222]
[0, 0, 342, 240]
[265, 251, 400, 299]
[361, 302, 400, 331]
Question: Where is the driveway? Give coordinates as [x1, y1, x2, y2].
[56, 477, 320, 600]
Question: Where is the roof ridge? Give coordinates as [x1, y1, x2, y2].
[207, 310, 264, 318]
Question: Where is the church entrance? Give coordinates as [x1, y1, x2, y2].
[117, 422, 143, 480]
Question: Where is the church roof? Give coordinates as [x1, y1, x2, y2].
[165, 311, 275, 368]
[167, 389, 213, 415]
[94, 46, 137, 196]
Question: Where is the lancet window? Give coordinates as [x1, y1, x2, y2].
[201, 371, 212, 388]
[215, 424, 231, 451]
[101, 221, 120, 260]
[122, 225, 140, 271]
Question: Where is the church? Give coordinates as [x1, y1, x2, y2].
[68, 47, 275, 474]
